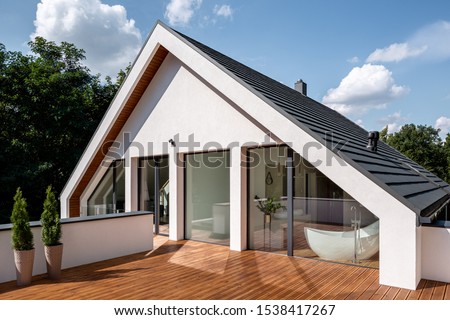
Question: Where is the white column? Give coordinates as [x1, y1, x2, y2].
[229, 146, 247, 251]
[378, 212, 420, 290]
[169, 150, 184, 240]
[125, 157, 138, 212]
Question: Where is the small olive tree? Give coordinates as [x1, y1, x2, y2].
[11, 188, 34, 251]
[40, 186, 61, 246]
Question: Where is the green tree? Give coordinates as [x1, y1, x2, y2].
[384, 124, 448, 182]
[379, 126, 388, 143]
[40, 186, 61, 246]
[11, 188, 34, 251]
[444, 133, 450, 180]
[0, 38, 125, 223]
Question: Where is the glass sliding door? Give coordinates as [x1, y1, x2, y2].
[139, 156, 170, 235]
[248, 146, 288, 254]
[248, 146, 379, 268]
[185, 151, 230, 245]
[87, 160, 125, 215]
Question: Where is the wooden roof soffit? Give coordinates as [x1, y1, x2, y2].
[69, 45, 169, 217]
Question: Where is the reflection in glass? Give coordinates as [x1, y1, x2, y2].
[248, 146, 379, 268]
[139, 157, 170, 234]
[185, 151, 230, 245]
[87, 160, 125, 215]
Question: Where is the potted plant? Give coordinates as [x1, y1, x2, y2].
[40, 185, 63, 280]
[255, 196, 284, 223]
[11, 187, 35, 286]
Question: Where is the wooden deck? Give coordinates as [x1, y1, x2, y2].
[0, 236, 448, 300]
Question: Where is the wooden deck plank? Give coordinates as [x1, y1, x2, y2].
[369, 285, 391, 300]
[282, 263, 351, 300]
[357, 276, 383, 300]
[394, 288, 411, 300]
[407, 280, 426, 300]
[344, 269, 378, 300]
[382, 286, 401, 300]
[419, 280, 437, 300]
[318, 267, 366, 300]
[274, 259, 347, 297]
[431, 281, 447, 300]
[331, 268, 377, 300]
[0, 236, 446, 300]
[444, 284, 450, 300]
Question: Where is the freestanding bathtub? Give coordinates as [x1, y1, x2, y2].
[304, 221, 379, 261]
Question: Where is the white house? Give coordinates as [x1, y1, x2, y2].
[60, 21, 450, 290]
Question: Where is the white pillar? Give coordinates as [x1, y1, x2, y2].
[229, 146, 247, 251]
[125, 157, 138, 212]
[378, 212, 421, 290]
[169, 150, 184, 240]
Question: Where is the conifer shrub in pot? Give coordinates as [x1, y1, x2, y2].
[11, 188, 35, 286]
[40, 186, 63, 280]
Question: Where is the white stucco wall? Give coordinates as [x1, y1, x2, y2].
[116, 53, 272, 158]
[0, 213, 153, 284]
[421, 226, 450, 283]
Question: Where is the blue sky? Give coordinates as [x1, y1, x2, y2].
[1, 0, 450, 136]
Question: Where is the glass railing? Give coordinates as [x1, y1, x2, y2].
[249, 197, 379, 267]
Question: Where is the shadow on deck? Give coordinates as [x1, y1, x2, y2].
[0, 236, 448, 300]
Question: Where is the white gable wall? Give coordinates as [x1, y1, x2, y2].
[117, 53, 272, 158]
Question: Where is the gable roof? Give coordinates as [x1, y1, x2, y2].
[165, 25, 450, 221]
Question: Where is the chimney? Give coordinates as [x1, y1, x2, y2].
[294, 79, 307, 96]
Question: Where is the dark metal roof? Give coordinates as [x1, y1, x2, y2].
[169, 26, 450, 221]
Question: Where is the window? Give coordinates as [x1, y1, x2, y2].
[87, 160, 125, 215]
[248, 146, 379, 267]
[185, 151, 230, 245]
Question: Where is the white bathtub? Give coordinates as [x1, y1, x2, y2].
[304, 221, 379, 261]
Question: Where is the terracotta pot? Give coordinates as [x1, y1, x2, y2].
[44, 244, 63, 280]
[14, 249, 35, 286]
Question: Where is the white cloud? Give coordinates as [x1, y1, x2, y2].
[367, 20, 450, 63]
[378, 111, 407, 134]
[355, 119, 364, 128]
[385, 123, 403, 134]
[347, 56, 360, 64]
[367, 43, 427, 63]
[322, 64, 409, 116]
[165, 0, 202, 26]
[411, 20, 450, 61]
[379, 111, 406, 124]
[213, 5, 233, 19]
[31, 0, 142, 78]
[435, 116, 450, 135]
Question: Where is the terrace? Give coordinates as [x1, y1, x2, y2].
[0, 236, 448, 300]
